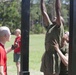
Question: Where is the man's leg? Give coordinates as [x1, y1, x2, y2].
[16, 62, 20, 75]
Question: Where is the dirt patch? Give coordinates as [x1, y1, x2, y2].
[30, 69, 43, 75]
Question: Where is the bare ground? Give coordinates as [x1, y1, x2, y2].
[30, 69, 43, 75]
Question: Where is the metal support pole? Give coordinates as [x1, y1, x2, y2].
[21, 0, 30, 75]
[69, 0, 76, 75]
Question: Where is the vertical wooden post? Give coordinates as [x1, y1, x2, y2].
[69, 0, 76, 75]
[21, 0, 30, 75]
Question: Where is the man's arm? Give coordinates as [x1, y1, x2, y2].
[55, 48, 68, 66]
[6, 47, 13, 54]
[6, 42, 19, 54]
[53, 40, 68, 66]
[40, 0, 52, 26]
[55, 0, 61, 26]
[0, 66, 4, 75]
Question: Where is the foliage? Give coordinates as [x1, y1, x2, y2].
[30, 24, 45, 34]
[30, 0, 69, 34]
[0, 0, 69, 34]
[0, 1, 21, 33]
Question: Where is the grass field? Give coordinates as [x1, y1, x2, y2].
[6, 34, 45, 75]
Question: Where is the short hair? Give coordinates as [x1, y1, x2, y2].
[15, 29, 21, 34]
[65, 31, 69, 36]
[0, 26, 11, 37]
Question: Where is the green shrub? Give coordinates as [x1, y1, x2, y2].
[30, 24, 45, 34]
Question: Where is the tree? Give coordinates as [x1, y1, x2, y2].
[0, 0, 21, 33]
[0, 0, 69, 34]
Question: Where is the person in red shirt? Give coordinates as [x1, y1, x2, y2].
[0, 43, 7, 75]
[0, 26, 12, 75]
[13, 29, 21, 75]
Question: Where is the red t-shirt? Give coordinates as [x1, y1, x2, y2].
[0, 43, 7, 75]
[14, 36, 21, 53]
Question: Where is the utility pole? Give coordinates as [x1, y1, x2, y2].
[21, 0, 30, 75]
[69, 0, 76, 75]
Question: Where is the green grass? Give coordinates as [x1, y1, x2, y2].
[6, 34, 45, 75]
